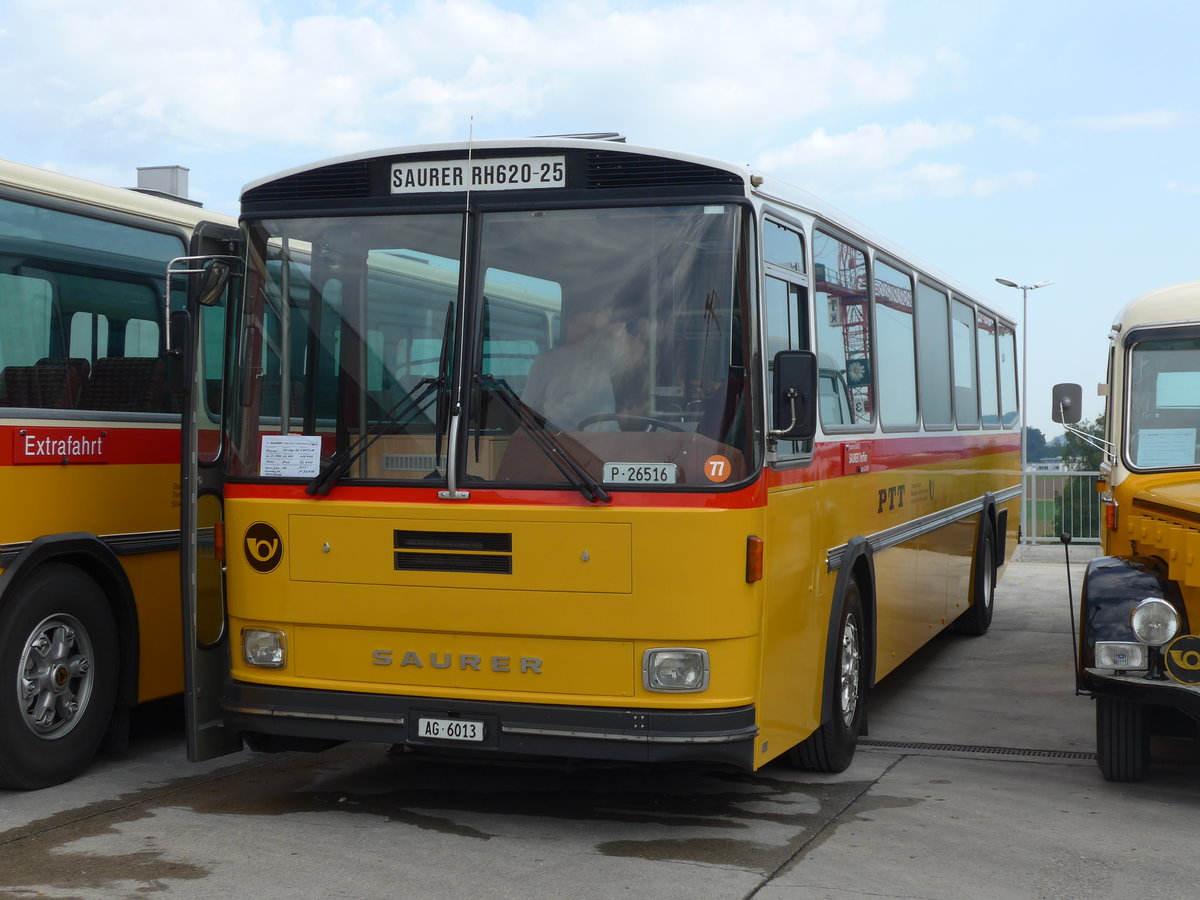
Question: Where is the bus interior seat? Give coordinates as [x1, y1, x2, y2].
[79, 356, 169, 412]
[37, 357, 91, 407]
[2, 361, 85, 409]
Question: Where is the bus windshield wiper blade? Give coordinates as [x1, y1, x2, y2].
[478, 374, 610, 504]
[306, 377, 441, 496]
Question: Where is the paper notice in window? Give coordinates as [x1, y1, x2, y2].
[261, 435, 322, 477]
[1136, 428, 1196, 468]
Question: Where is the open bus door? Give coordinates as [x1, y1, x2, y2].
[171, 221, 243, 762]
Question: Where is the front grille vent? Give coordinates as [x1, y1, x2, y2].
[394, 530, 512, 552]
[243, 160, 372, 205]
[394, 552, 512, 574]
[393, 529, 513, 574]
[585, 151, 744, 189]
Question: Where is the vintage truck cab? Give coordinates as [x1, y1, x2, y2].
[1055, 280, 1200, 780]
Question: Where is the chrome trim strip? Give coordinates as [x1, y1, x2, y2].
[826, 484, 1022, 572]
[0, 528, 185, 567]
[500, 724, 754, 744]
[225, 705, 406, 727]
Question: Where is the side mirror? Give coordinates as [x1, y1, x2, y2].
[1051, 382, 1083, 424]
[771, 349, 817, 441]
[195, 259, 231, 308]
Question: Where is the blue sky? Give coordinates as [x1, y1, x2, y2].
[3, 0, 1197, 436]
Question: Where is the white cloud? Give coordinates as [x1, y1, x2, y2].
[986, 114, 1042, 143]
[1166, 181, 1200, 195]
[756, 121, 974, 174]
[1, 0, 928, 156]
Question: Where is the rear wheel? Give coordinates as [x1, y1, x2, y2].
[789, 576, 865, 773]
[1095, 695, 1150, 782]
[952, 519, 995, 636]
[0, 564, 118, 790]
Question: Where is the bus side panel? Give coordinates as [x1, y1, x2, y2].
[0, 444, 184, 704]
[757, 482, 817, 766]
[122, 551, 185, 702]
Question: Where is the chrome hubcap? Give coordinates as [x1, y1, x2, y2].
[839, 612, 861, 728]
[17, 614, 93, 739]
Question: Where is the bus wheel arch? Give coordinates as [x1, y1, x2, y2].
[0, 536, 139, 789]
[952, 500, 998, 636]
[788, 538, 875, 773]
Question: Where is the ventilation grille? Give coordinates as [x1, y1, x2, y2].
[243, 160, 372, 204]
[394, 530, 512, 552]
[585, 151, 744, 189]
[393, 529, 513, 574]
[394, 551, 512, 574]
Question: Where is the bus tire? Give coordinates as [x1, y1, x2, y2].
[788, 576, 865, 773]
[1095, 696, 1150, 782]
[0, 563, 118, 790]
[952, 518, 995, 636]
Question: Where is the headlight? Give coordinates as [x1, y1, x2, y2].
[643, 648, 709, 692]
[1095, 641, 1147, 670]
[1130, 598, 1180, 647]
[243, 628, 286, 668]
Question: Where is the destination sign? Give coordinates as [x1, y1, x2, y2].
[391, 156, 566, 194]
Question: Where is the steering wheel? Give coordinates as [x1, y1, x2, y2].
[576, 413, 685, 432]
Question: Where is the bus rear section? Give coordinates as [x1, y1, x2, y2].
[0, 158, 233, 789]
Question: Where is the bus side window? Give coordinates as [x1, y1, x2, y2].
[951, 298, 979, 428]
[814, 230, 872, 428]
[0, 273, 55, 406]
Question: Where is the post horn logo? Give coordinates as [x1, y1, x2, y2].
[244, 522, 283, 573]
[1165, 634, 1200, 685]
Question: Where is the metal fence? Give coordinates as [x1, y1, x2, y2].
[1023, 470, 1101, 544]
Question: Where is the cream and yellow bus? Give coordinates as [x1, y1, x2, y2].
[0, 159, 235, 789]
[1055, 280, 1200, 781]
[179, 136, 1020, 773]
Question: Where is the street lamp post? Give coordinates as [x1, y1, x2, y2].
[995, 278, 1052, 543]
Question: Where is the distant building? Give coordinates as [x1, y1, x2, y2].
[1031, 456, 1065, 472]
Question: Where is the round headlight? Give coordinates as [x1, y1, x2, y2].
[1131, 598, 1180, 647]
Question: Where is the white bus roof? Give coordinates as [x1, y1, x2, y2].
[1112, 280, 1200, 337]
[0, 156, 231, 229]
[242, 137, 1012, 324]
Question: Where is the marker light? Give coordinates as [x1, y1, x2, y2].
[643, 648, 710, 692]
[1130, 598, 1180, 647]
[243, 629, 286, 668]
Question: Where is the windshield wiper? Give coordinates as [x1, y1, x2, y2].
[477, 374, 611, 504]
[305, 377, 442, 496]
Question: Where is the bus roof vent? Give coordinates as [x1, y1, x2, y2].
[537, 132, 627, 142]
[585, 150, 744, 190]
[243, 160, 372, 205]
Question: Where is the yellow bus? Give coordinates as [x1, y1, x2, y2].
[1055, 280, 1200, 781]
[180, 136, 1021, 773]
[0, 158, 235, 789]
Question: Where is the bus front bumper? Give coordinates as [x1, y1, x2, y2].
[1083, 668, 1200, 720]
[223, 681, 759, 768]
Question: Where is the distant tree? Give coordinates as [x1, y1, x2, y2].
[1061, 414, 1106, 472]
[1024, 427, 1047, 462]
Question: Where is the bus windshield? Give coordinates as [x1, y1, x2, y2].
[1126, 333, 1200, 470]
[231, 202, 758, 490]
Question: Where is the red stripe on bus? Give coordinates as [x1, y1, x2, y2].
[0, 423, 179, 466]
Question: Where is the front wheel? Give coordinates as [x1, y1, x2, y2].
[0, 564, 118, 790]
[1095, 696, 1150, 782]
[788, 576, 865, 773]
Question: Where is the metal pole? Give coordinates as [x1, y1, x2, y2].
[1021, 285, 1028, 544]
[996, 278, 1052, 544]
